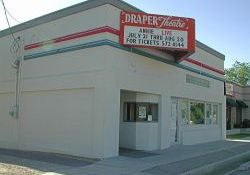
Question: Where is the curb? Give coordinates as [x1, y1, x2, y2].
[180, 151, 250, 175]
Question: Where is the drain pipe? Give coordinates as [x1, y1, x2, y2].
[15, 56, 22, 118]
[9, 38, 23, 119]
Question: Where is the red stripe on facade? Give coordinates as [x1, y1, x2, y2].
[184, 58, 225, 75]
[24, 26, 120, 50]
[24, 26, 224, 75]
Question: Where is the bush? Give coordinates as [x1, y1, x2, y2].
[242, 119, 250, 128]
[234, 124, 242, 128]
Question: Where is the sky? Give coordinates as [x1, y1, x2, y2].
[0, 0, 249, 68]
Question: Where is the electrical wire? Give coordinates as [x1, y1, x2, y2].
[1, 0, 23, 120]
[1, 0, 16, 41]
[6, 7, 21, 24]
[10, 37, 21, 56]
[1, 0, 21, 55]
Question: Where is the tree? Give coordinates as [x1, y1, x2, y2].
[225, 61, 250, 86]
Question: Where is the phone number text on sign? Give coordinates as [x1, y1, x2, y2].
[123, 26, 188, 49]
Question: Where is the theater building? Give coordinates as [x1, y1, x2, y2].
[0, 0, 226, 159]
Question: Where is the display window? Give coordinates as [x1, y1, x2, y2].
[179, 99, 219, 125]
[190, 102, 205, 124]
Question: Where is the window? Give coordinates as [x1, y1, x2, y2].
[124, 103, 136, 121]
[186, 74, 210, 88]
[206, 104, 212, 124]
[212, 104, 218, 125]
[190, 102, 205, 124]
[177, 98, 220, 126]
[206, 103, 218, 125]
[180, 100, 189, 125]
[124, 102, 158, 122]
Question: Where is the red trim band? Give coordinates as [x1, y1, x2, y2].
[184, 58, 225, 75]
[24, 26, 120, 50]
[24, 26, 224, 75]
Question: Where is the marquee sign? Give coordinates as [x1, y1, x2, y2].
[119, 11, 195, 60]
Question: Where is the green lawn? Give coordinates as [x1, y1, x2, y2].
[227, 133, 250, 139]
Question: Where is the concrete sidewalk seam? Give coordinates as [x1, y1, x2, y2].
[180, 150, 250, 175]
[141, 142, 247, 171]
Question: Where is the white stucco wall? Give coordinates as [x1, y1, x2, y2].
[110, 46, 225, 148]
[20, 88, 94, 157]
[0, 4, 122, 158]
[190, 46, 224, 71]
[119, 122, 159, 150]
[181, 126, 221, 145]
[119, 92, 160, 150]
[0, 92, 18, 149]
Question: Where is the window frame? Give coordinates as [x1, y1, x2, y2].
[180, 99, 190, 125]
[178, 98, 220, 126]
[206, 103, 212, 125]
[212, 104, 219, 125]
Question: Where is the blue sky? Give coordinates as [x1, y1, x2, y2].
[123, 0, 250, 68]
[0, 0, 249, 68]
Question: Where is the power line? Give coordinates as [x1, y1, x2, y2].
[1, 0, 23, 120]
[1, 0, 16, 40]
[1, 0, 21, 55]
[6, 7, 21, 23]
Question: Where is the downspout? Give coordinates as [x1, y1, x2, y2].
[9, 37, 23, 119]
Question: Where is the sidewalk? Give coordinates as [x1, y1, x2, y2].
[0, 140, 250, 175]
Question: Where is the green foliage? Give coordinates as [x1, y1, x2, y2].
[190, 103, 204, 124]
[225, 61, 250, 86]
[227, 133, 250, 139]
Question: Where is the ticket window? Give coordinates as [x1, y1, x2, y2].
[123, 102, 158, 122]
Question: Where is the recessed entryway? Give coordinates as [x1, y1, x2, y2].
[119, 90, 160, 152]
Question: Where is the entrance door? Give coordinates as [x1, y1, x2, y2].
[170, 99, 178, 145]
[236, 107, 242, 128]
[226, 107, 231, 130]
